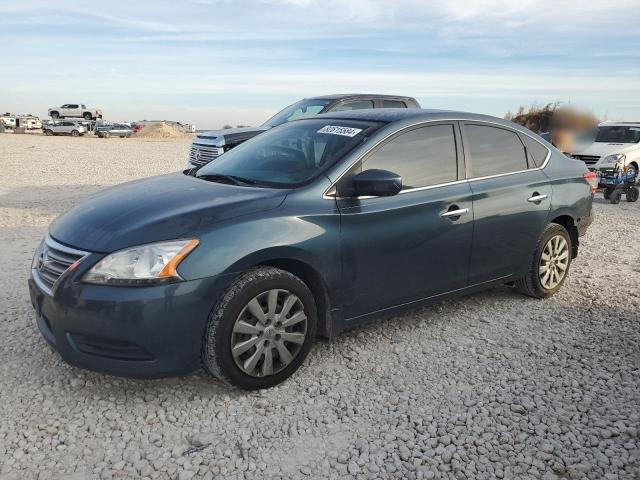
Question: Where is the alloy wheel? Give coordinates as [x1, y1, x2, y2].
[230, 289, 307, 377]
[539, 234, 569, 290]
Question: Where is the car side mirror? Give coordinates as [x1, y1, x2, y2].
[352, 169, 402, 197]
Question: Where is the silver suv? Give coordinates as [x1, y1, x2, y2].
[42, 121, 87, 137]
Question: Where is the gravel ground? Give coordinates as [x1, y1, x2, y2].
[0, 134, 639, 480]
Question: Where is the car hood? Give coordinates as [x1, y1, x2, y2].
[49, 172, 287, 253]
[576, 142, 640, 158]
[196, 126, 269, 146]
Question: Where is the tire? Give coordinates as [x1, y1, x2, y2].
[50, 111, 59, 119]
[515, 223, 572, 299]
[70, 130, 79, 137]
[83, 112, 92, 120]
[604, 188, 613, 200]
[202, 267, 317, 390]
[44, 129, 53, 136]
[610, 189, 621, 204]
[104, 132, 110, 139]
[626, 188, 639, 203]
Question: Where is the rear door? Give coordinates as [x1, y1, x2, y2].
[336, 122, 473, 320]
[461, 122, 551, 284]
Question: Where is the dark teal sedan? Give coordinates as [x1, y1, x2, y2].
[28, 109, 596, 389]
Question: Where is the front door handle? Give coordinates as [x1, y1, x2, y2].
[527, 193, 548, 203]
[441, 207, 469, 219]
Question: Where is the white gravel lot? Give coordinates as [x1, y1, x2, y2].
[0, 133, 639, 480]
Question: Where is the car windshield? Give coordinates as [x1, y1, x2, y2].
[261, 99, 332, 128]
[196, 119, 381, 188]
[595, 126, 640, 143]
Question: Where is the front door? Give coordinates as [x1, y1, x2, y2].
[460, 122, 551, 284]
[336, 123, 474, 320]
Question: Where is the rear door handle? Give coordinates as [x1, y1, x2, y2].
[527, 193, 548, 203]
[441, 208, 469, 218]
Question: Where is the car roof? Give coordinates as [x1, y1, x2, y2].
[307, 93, 416, 101]
[598, 121, 640, 127]
[312, 108, 517, 127]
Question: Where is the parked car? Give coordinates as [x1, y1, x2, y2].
[48, 104, 102, 121]
[572, 122, 640, 181]
[97, 124, 133, 138]
[42, 121, 86, 137]
[29, 109, 595, 389]
[187, 94, 420, 168]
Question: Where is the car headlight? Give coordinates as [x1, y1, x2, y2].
[83, 239, 199, 285]
[603, 153, 626, 165]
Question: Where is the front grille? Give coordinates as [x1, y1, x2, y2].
[34, 236, 88, 294]
[189, 143, 223, 167]
[572, 154, 600, 165]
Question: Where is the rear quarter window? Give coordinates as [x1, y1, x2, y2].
[521, 135, 549, 168]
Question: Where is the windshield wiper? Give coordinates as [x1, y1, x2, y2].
[197, 173, 257, 187]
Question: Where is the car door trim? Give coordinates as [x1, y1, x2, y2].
[323, 119, 551, 200]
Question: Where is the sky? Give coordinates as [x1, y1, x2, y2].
[1, 0, 639, 129]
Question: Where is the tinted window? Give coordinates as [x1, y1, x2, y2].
[197, 119, 381, 188]
[382, 100, 407, 108]
[261, 99, 332, 127]
[364, 125, 458, 190]
[521, 135, 549, 168]
[465, 125, 527, 177]
[332, 100, 374, 112]
[595, 125, 640, 143]
[68, 104, 79, 109]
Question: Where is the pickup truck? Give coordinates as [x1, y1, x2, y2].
[48, 104, 102, 121]
[187, 94, 420, 168]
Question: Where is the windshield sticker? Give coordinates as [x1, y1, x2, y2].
[317, 125, 363, 137]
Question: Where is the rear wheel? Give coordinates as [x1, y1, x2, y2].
[603, 188, 613, 200]
[610, 189, 622, 204]
[70, 129, 79, 137]
[83, 112, 92, 120]
[202, 267, 317, 390]
[515, 223, 572, 299]
[626, 188, 639, 203]
[44, 129, 53, 136]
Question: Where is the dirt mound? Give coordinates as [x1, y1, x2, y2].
[133, 122, 191, 139]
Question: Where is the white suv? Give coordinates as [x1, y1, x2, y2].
[572, 122, 640, 180]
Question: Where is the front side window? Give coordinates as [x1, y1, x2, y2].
[262, 99, 332, 128]
[382, 100, 407, 108]
[465, 124, 527, 177]
[197, 119, 382, 188]
[332, 100, 374, 112]
[363, 124, 458, 190]
[595, 126, 640, 144]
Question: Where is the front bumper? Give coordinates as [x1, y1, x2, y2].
[28, 270, 233, 378]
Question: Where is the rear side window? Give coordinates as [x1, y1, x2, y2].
[382, 100, 407, 108]
[465, 124, 527, 177]
[364, 124, 458, 190]
[332, 100, 374, 112]
[521, 134, 549, 168]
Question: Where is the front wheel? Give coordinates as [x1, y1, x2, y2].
[604, 188, 613, 200]
[50, 112, 59, 119]
[626, 188, 639, 203]
[83, 112, 92, 120]
[202, 267, 317, 390]
[44, 129, 53, 136]
[610, 189, 622, 204]
[515, 223, 572, 299]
